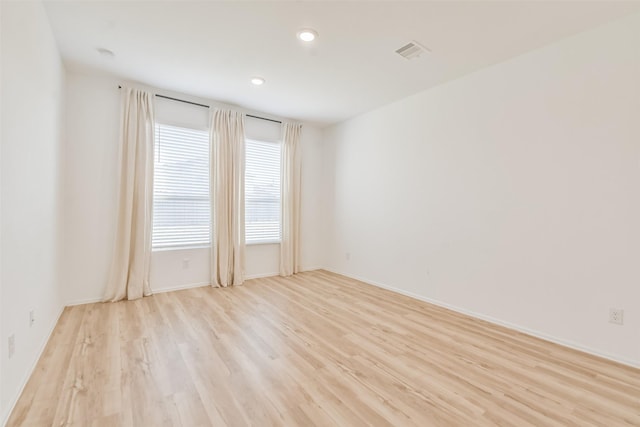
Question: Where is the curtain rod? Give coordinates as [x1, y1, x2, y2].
[117, 85, 282, 124]
[245, 114, 281, 124]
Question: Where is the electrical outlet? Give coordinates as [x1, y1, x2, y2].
[609, 308, 624, 325]
[29, 310, 35, 327]
[182, 258, 190, 269]
[345, 252, 351, 261]
[8, 334, 15, 359]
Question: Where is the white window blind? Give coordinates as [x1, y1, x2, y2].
[152, 123, 210, 249]
[245, 139, 281, 243]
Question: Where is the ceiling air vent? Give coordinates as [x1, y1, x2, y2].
[395, 41, 429, 60]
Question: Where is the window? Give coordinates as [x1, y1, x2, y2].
[245, 139, 281, 243]
[152, 123, 210, 249]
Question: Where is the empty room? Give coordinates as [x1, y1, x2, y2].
[1, 0, 639, 425]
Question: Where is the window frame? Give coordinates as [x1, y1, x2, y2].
[151, 121, 211, 251]
[244, 138, 282, 245]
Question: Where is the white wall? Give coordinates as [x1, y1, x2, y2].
[63, 71, 324, 304]
[0, 1, 66, 423]
[323, 13, 640, 366]
[0, 1, 4, 418]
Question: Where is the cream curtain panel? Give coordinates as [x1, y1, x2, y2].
[104, 87, 155, 302]
[210, 109, 246, 287]
[280, 123, 302, 276]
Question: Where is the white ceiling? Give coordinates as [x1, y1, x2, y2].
[44, 1, 640, 126]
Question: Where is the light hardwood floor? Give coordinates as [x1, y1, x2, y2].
[8, 270, 640, 426]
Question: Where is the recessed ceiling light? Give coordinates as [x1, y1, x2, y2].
[297, 28, 318, 42]
[96, 47, 115, 58]
[251, 77, 265, 86]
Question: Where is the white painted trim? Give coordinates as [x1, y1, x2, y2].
[65, 281, 212, 307]
[65, 297, 102, 306]
[245, 267, 322, 281]
[323, 268, 640, 369]
[152, 281, 210, 294]
[2, 304, 66, 427]
[65, 269, 324, 307]
[245, 272, 279, 280]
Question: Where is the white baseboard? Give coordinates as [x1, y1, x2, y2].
[65, 268, 324, 307]
[152, 281, 210, 294]
[65, 281, 212, 307]
[66, 296, 102, 306]
[323, 268, 640, 369]
[245, 272, 279, 280]
[245, 267, 322, 281]
[2, 304, 65, 427]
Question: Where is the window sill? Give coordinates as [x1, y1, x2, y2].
[152, 241, 281, 252]
[152, 245, 210, 252]
[246, 240, 281, 246]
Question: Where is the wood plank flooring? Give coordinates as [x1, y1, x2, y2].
[8, 270, 640, 426]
